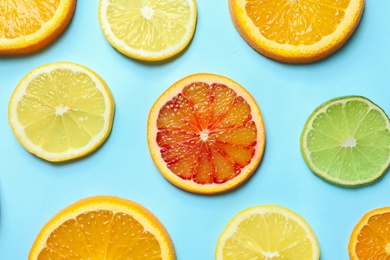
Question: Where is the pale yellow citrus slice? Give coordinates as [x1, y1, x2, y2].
[215, 205, 320, 260]
[148, 73, 265, 194]
[98, 0, 197, 62]
[8, 62, 115, 162]
[229, 0, 364, 63]
[0, 0, 76, 55]
[29, 196, 175, 260]
[349, 207, 390, 260]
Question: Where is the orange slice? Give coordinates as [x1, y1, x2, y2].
[228, 0, 364, 63]
[147, 73, 265, 194]
[349, 207, 390, 259]
[29, 196, 175, 260]
[0, 0, 76, 55]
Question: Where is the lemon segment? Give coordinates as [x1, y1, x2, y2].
[99, 0, 197, 61]
[8, 62, 115, 162]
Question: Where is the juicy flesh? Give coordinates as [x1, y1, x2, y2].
[37, 210, 162, 259]
[106, 0, 192, 52]
[17, 68, 106, 153]
[156, 82, 258, 185]
[306, 100, 390, 182]
[0, 0, 60, 39]
[223, 213, 315, 259]
[245, 0, 350, 45]
[355, 213, 390, 259]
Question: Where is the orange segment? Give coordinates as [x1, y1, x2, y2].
[29, 196, 175, 260]
[349, 207, 390, 259]
[148, 73, 265, 194]
[0, 0, 76, 55]
[229, 0, 364, 63]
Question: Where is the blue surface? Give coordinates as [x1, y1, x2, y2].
[0, 1, 389, 259]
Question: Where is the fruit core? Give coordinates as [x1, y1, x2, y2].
[263, 251, 280, 258]
[156, 81, 258, 185]
[341, 137, 356, 147]
[55, 106, 70, 115]
[386, 243, 390, 254]
[141, 6, 154, 20]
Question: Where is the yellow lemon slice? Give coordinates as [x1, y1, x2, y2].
[98, 0, 197, 61]
[216, 205, 320, 259]
[8, 62, 115, 162]
[29, 196, 175, 259]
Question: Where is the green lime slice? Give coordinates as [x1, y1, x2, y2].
[301, 96, 390, 186]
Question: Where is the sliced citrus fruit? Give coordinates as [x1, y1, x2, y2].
[301, 96, 390, 186]
[29, 196, 175, 259]
[228, 0, 364, 63]
[0, 0, 76, 55]
[216, 205, 320, 259]
[8, 62, 115, 162]
[349, 207, 390, 259]
[147, 73, 265, 194]
[98, 0, 197, 62]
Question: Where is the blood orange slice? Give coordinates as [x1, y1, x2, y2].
[147, 73, 265, 194]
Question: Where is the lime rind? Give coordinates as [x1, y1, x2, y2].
[301, 96, 390, 186]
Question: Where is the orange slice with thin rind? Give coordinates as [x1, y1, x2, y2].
[147, 73, 265, 194]
[229, 0, 364, 63]
[349, 207, 390, 259]
[0, 0, 76, 55]
[29, 196, 175, 260]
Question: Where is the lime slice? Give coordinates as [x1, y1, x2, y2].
[301, 96, 390, 186]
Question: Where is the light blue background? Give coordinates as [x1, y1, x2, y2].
[0, 1, 389, 259]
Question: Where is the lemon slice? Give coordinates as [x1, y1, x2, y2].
[98, 0, 197, 61]
[8, 62, 115, 162]
[301, 96, 390, 186]
[216, 205, 320, 259]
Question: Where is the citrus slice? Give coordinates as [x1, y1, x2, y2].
[228, 0, 364, 63]
[215, 205, 320, 259]
[29, 196, 175, 259]
[8, 62, 115, 162]
[0, 0, 76, 55]
[98, 0, 197, 62]
[147, 73, 265, 194]
[349, 207, 390, 260]
[301, 96, 390, 186]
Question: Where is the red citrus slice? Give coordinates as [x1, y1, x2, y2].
[147, 73, 265, 194]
